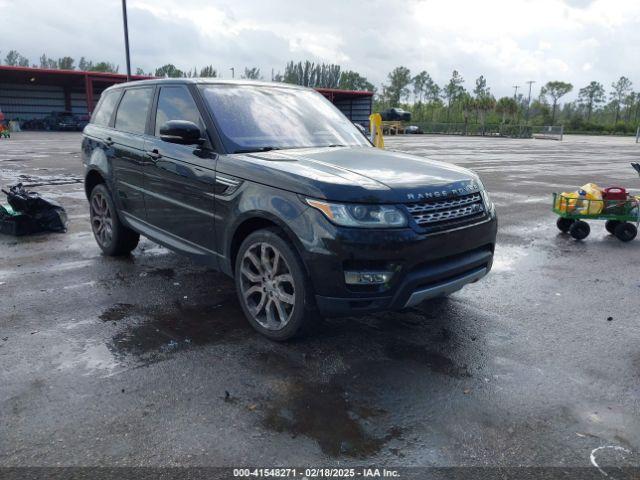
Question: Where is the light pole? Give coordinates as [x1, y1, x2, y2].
[230, 67, 235, 79]
[121, 0, 132, 81]
[525, 80, 536, 124]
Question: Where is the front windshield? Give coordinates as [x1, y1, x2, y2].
[199, 84, 371, 153]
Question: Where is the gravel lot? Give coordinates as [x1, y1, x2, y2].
[1, 132, 639, 471]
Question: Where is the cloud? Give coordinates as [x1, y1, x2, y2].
[0, 0, 638, 99]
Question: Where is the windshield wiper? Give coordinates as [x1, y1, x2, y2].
[233, 146, 279, 154]
[234, 145, 345, 154]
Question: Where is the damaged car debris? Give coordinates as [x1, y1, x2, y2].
[0, 183, 67, 236]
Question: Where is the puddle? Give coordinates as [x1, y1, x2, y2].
[145, 267, 176, 279]
[384, 339, 471, 378]
[108, 299, 249, 363]
[250, 349, 404, 458]
[491, 244, 530, 272]
[100, 303, 135, 322]
[253, 350, 306, 375]
[263, 380, 402, 458]
[56, 342, 120, 375]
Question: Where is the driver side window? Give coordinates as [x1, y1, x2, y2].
[155, 86, 205, 136]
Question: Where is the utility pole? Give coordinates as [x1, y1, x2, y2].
[513, 85, 519, 99]
[230, 67, 235, 79]
[121, 0, 132, 81]
[525, 80, 536, 124]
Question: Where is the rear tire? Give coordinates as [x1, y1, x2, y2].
[234, 228, 317, 341]
[556, 217, 574, 233]
[569, 220, 590, 240]
[605, 220, 621, 235]
[89, 184, 139, 256]
[614, 222, 637, 242]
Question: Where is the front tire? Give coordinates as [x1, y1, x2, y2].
[569, 220, 590, 240]
[234, 228, 316, 341]
[89, 184, 139, 256]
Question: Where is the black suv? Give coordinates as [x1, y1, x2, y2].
[82, 79, 497, 340]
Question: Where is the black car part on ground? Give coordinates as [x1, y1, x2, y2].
[0, 184, 67, 236]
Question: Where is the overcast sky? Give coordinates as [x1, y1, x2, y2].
[1, 0, 638, 100]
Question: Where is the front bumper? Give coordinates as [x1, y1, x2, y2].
[300, 209, 497, 317]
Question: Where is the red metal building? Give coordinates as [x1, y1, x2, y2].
[0, 65, 373, 126]
[0, 66, 148, 121]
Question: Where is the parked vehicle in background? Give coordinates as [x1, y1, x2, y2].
[43, 111, 87, 131]
[20, 118, 46, 131]
[381, 107, 411, 122]
[405, 125, 423, 134]
[81, 79, 497, 340]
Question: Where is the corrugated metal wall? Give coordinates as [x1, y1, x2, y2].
[334, 96, 372, 127]
[70, 91, 89, 116]
[0, 84, 91, 120]
[1, 84, 64, 119]
[0, 81, 372, 124]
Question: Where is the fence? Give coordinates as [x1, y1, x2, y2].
[532, 125, 564, 141]
[411, 123, 533, 139]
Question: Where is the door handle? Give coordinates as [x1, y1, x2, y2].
[146, 149, 162, 161]
[105, 137, 114, 147]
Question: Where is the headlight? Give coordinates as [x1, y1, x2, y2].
[481, 189, 493, 211]
[306, 199, 408, 228]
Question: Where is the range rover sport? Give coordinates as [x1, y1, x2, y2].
[82, 79, 497, 340]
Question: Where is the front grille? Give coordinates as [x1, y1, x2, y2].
[405, 193, 486, 230]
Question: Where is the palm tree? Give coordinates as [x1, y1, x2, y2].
[476, 94, 496, 133]
[496, 97, 518, 124]
[460, 93, 476, 133]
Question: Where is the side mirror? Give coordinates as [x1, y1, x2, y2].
[159, 120, 203, 145]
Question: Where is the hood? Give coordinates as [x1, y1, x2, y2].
[218, 146, 481, 203]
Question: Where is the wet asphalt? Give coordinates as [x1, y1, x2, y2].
[1, 132, 639, 468]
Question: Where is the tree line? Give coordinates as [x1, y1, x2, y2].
[3, 49, 119, 74]
[149, 60, 375, 92]
[3, 49, 638, 133]
[378, 66, 638, 134]
[2, 50, 375, 91]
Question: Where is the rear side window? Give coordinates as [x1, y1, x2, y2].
[155, 86, 204, 136]
[91, 90, 120, 126]
[115, 88, 153, 134]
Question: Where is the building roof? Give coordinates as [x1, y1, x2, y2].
[0, 65, 149, 87]
[0, 65, 373, 98]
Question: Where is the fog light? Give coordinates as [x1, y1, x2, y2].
[344, 271, 393, 285]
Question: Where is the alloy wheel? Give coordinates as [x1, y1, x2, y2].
[90, 191, 113, 247]
[239, 242, 296, 330]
